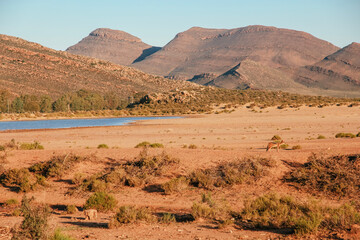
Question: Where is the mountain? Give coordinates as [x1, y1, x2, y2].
[0, 34, 194, 98]
[295, 42, 360, 92]
[66, 28, 160, 66]
[131, 25, 339, 79]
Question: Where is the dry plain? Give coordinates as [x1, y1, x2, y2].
[0, 105, 360, 239]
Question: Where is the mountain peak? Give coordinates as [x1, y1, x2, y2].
[89, 28, 142, 42]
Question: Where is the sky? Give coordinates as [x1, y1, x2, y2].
[0, 0, 359, 51]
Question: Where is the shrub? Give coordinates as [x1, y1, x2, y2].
[135, 141, 151, 148]
[191, 193, 231, 223]
[279, 143, 289, 149]
[237, 193, 360, 235]
[11, 196, 51, 240]
[135, 141, 164, 148]
[188, 144, 197, 149]
[29, 154, 88, 179]
[4, 198, 19, 206]
[189, 156, 274, 190]
[317, 135, 326, 139]
[284, 154, 360, 197]
[0, 168, 38, 192]
[0, 145, 5, 151]
[51, 228, 76, 240]
[97, 144, 109, 149]
[84, 192, 117, 212]
[66, 205, 77, 214]
[19, 141, 44, 150]
[292, 145, 302, 150]
[109, 205, 155, 227]
[149, 143, 164, 148]
[271, 135, 282, 140]
[160, 213, 176, 224]
[161, 176, 189, 195]
[357, 132, 360, 137]
[335, 133, 356, 138]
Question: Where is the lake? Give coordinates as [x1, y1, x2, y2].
[0, 116, 180, 131]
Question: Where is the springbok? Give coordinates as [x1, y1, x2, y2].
[266, 140, 284, 152]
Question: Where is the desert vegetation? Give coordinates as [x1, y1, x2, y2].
[1, 87, 359, 119]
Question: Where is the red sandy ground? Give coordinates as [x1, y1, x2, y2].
[0, 105, 360, 239]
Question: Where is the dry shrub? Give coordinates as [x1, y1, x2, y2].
[11, 196, 51, 240]
[189, 156, 274, 190]
[271, 135, 282, 140]
[292, 145, 302, 150]
[109, 205, 156, 228]
[19, 141, 44, 150]
[29, 154, 91, 179]
[335, 133, 356, 138]
[237, 193, 360, 235]
[284, 153, 360, 197]
[0, 168, 39, 192]
[191, 193, 232, 227]
[161, 176, 189, 195]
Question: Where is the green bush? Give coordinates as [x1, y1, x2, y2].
[84, 192, 117, 212]
[19, 141, 44, 150]
[97, 144, 109, 149]
[149, 143, 164, 148]
[356, 132, 360, 137]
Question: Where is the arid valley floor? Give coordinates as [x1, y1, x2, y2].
[1, 105, 360, 240]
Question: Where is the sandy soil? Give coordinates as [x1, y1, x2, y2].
[0, 105, 359, 239]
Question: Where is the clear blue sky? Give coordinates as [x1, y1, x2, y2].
[0, 0, 359, 50]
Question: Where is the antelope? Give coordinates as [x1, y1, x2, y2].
[266, 140, 284, 152]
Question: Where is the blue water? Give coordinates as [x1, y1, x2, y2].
[0, 116, 180, 131]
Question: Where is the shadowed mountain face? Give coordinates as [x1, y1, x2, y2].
[131, 25, 339, 79]
[66, 28, 160, 66]
[295, 42, 360, 92]
[0, 34, 195, 98]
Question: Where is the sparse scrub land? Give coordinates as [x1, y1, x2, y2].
[1, 87, 359, 118]
[284, 154, 360, 197]
[71, 149, 179, 193]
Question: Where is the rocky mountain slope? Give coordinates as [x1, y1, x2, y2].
[131, 25, 339, 79]
[295, 42, 360, 92]
[0, 34, 194, 98]
[66, 28, 160, 66]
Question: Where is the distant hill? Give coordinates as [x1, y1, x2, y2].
[66, 28, 161, 66]
[0, 34, 194, 98]
[131, 25, 339, 79]
[295, 42, 360, 92]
